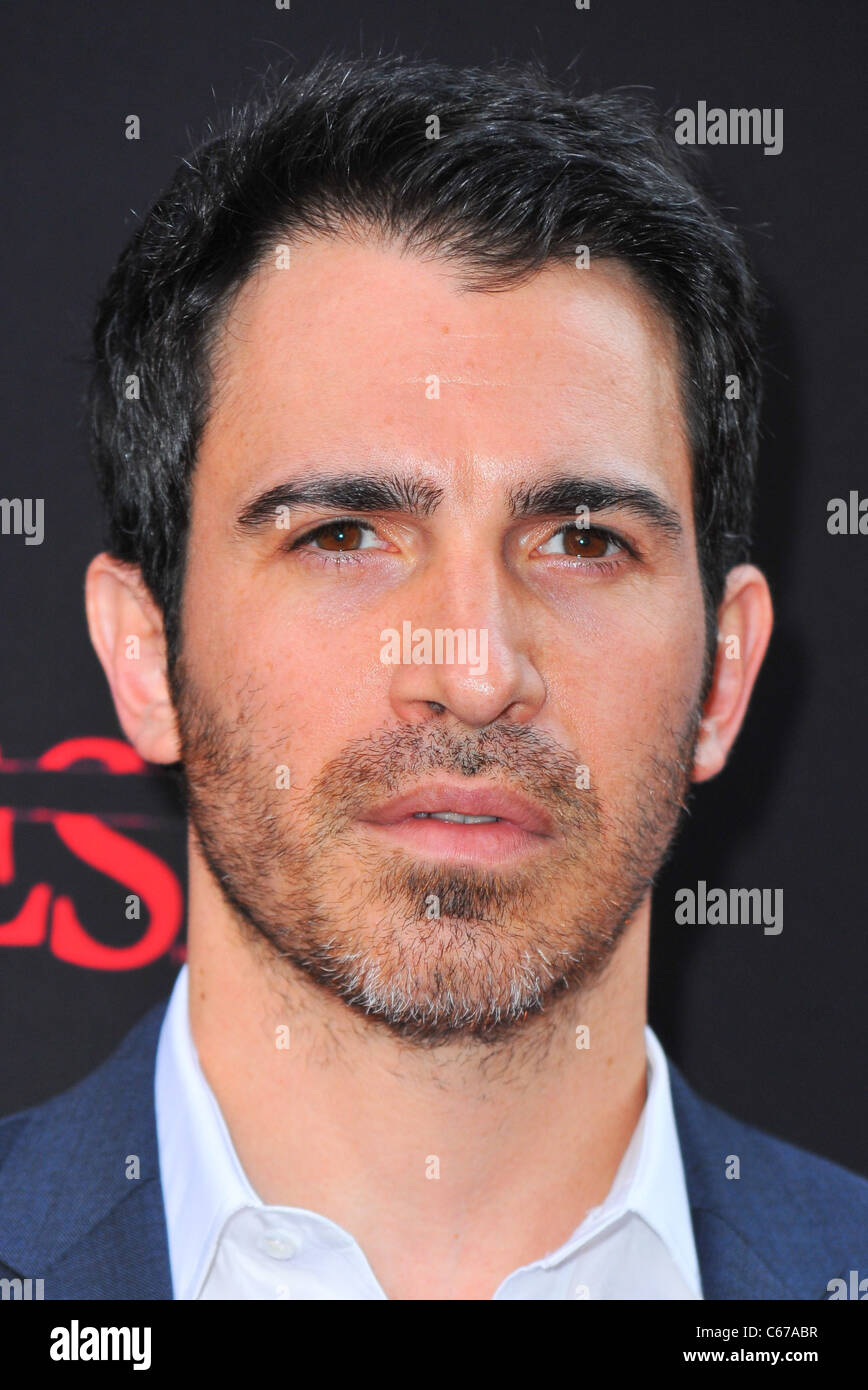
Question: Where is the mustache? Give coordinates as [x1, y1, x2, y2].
[173, 655, 700, 845]
[302, 720, 600, 835]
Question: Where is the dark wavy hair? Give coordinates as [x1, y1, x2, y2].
[88, 52, 762, 678]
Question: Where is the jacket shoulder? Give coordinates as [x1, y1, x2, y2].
[0, 996, 167, 1147]
[0, 998, 171, 1294]
[669, 1061, 868, 1297]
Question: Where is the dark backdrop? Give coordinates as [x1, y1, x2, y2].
[1, 0, 866, 1177]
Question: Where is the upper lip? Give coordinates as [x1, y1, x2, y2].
[358, 782, 555, 836]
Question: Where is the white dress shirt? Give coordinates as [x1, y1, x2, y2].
[155, 965, 702, 1300]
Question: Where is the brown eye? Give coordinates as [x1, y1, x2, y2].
[292, 518, 389, 563]
[562, 526, 610, 559]
[537, 524, 621, 560]
[313, 521, 365, 551]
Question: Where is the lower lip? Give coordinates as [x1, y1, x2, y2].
[357, 814, 551, 864]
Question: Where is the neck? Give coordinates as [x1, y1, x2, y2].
[186, 857, 650, 1300]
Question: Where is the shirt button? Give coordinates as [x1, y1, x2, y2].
[259, 1233, 299, 1260]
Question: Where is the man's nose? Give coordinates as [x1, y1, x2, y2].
[383, 553, 546, 730]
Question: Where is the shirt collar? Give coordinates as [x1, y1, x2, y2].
[156, 966, 260, 1299]
[156, 964, 700, 1298]
[533, 1022, 701, 1295]
[629, 1024, 703, 1294]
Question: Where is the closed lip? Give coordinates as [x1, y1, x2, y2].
[358, 782, 555, 836]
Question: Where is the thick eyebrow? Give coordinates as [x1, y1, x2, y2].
[233, 469, 683, 539]
[234, 473, 445, 532]
[507, 475, 683, 537]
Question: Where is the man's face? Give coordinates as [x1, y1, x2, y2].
[172, 237, 707, 1043]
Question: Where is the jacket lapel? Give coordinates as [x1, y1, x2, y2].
[669, 1061, 840, 1299]
[0, 999, 172, 1299]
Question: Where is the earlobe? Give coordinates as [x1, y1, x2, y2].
[691, 564, 774, 784]
[691, 715, 722, 778]
[84, 553, 181, 765]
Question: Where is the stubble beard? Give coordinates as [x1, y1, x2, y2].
[170, 656, 701, 1048]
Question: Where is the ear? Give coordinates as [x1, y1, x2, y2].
[691, 563, 774, 783]
[84, 553, 180, 764]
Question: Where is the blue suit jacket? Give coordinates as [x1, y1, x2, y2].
[0, 998, 865, 1299]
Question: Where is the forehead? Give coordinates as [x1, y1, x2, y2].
[200, 235, 692, 516]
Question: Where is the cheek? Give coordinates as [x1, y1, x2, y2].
[191, 598, 392, 761]
[183, 522, 394, 701]
[543, 581, 706, 770]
